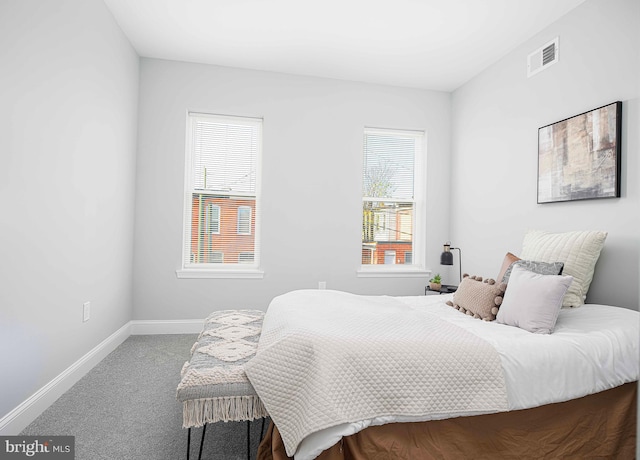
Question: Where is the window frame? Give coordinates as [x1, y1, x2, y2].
[176, 112, 263, 279]
[357, 127, 428, 278]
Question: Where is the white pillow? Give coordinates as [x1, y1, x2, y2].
[496, 266, 573, 334]
[520, 230, 607, 307]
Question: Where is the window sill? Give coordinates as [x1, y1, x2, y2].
[176, 268, 264, 279]
[356, 267, 432, 278]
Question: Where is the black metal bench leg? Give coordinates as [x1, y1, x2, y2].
[188, 419, 263, 460]
[198, 424, 207, 460]
[247, 420, 251, 460]
[187, 428, 191, 460]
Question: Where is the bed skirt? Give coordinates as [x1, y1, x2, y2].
[257, 382, 637, 460]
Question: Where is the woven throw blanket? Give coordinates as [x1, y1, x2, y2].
[244, 290, 508, 456]
[176, 309, 268, 427]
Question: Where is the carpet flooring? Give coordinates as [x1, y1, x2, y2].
[21, 334, 268, 460]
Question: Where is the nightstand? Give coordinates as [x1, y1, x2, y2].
[425, 285, 458, 295]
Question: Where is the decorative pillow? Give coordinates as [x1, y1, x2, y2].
[446, 274, 507, 321]
[496, 265, 573, 334]
[501, 260, 564, 284]
[497, 252, 520, 282]
[520, 230, 607, 307]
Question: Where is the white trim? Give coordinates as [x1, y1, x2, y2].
[0, 322, 131, 435]
[175, 268, 264, 279]
[130, 319, 204, 335]
[357, 267, 432, 278]
[364, 126, 425, 137]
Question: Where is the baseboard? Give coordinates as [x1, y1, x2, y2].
[0, 322, 131, 435]
[0, 319, 203, 435]
[130, 319, 204, 335]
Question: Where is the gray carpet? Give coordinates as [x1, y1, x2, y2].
[21, 334, 268, 460]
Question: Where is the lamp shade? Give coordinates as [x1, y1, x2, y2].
[440, 242, 453, 265]
[440, 251, 454, 265]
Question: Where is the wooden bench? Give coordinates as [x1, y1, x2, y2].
[176, 310, 268, 460]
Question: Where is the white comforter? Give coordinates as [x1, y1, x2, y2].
[245, 290, 508, 456]
[252, 292, 640, 460]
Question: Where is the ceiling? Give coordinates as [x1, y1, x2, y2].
[103, 0, 586, 92]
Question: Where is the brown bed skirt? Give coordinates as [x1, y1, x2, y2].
[257, 382, 637, 460]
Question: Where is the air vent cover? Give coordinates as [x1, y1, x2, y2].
[527, 37, 559, 78]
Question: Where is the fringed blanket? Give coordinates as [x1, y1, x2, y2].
[244, 290, 508, 457]
[176, 310, 269, 427]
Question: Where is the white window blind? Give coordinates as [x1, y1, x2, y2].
[181, 113, 262, 273]
[361, 127, 425, 270]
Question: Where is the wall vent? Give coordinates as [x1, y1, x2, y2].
[527, 37, 559, 78]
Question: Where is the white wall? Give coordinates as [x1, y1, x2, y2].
[450, 0, 640, 309]
[2, 0, 635, 441]
[0, 0, 139, 421]
[133, 60, 451, 319]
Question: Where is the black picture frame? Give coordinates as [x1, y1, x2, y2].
[537, 101, 622, 204]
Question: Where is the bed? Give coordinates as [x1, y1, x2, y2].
[244, 231, 639, 459]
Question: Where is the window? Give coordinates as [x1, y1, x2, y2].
[208, 251, 224, 263]
[360, 127, 426, 275]
[238, 252, 254, 264]
[237, 206, 251, 235]
[404, 252, 413, 264]
[178, 113, 262, 278]
[207, 204, 220, 234]
[384, 250, 396, 264]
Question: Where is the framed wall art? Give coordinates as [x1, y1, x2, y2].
[537, 101, 622, 204]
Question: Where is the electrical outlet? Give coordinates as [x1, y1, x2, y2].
[318, 281, 326, 290]
[83, 302, 91, 322]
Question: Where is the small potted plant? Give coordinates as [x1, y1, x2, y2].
[429, 274, 442, 291]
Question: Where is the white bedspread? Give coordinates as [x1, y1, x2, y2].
[250, 292, 640, 460]
[245, 290, 508, 456]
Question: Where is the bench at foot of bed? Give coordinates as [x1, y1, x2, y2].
[176, 309, 268, 460]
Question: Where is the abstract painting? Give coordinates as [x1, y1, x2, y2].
[537, 101, 621, 203]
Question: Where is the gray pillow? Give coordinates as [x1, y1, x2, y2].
[501, 260, 564, 284]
